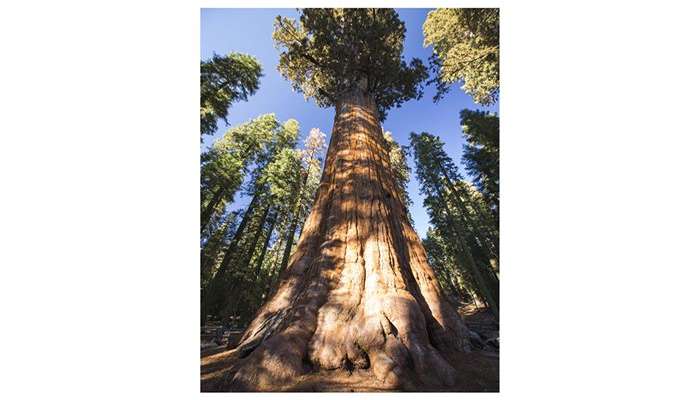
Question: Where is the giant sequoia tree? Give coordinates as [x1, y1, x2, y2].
[218, 9, 478, 391]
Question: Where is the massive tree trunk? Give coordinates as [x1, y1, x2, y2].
[221, 86, 474, 391]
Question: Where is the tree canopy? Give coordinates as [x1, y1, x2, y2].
[423, 8, 499, 105]
[201, 125, 326, 325]
[460, 109, 499, 214]
[272, 8, 428, 120]
[410, 131, 499, 315]
[384, 130, 413, 211]
[200, 114, 296, 234]
[200, 52, 263, 137]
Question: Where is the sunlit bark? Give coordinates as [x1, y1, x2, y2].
[223, 85, 472, 391]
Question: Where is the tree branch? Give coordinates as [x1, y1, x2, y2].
[279, 21, 331, 71]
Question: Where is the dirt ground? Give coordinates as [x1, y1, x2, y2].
[201, 304, 499, 392]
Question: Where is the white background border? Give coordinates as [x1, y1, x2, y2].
[1, 0, 699, 398]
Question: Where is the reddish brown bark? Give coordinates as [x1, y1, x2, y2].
[219, 87, 474, 391]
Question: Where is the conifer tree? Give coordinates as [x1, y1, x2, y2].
[460, 109, 499, 215]
[201, 52, 263, 138]
[278, 128, 326, 274]
[410, 131, 499, 318]
[422, 228, 473, 302]
[216, 130, 326, 328]
[200, 114, 279, 233]
[202, 117, 300, 322]
[423, 8, 499, 105]
[384, 131, 413, 211]
[201, 211, 239, 288]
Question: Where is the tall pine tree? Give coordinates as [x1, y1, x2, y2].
[461, 109, 499, 216]
[410, 131, 499, 318]
[200, 52, 263, 138]
[200, 114, 279, 234]
[202, 117, 300, 322]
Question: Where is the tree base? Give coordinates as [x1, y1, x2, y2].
[201, 347, 498, 392]
[199, 89, 494, 392]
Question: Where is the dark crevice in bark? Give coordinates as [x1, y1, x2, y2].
[302, 352, 316, 373]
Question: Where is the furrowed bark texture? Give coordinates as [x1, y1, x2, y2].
[224, 88, 472, 391]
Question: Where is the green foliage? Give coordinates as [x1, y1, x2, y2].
[229, 128, 326, 324]
[273, 8, 428, 120]
[201, 211, 238, 287]
[200, 114, 280, 232]
[423, 228, 473, 301]
[261, 148, 302, 202]
[423, 8, 499, 105]
[384, 131, 413, 210]
[296, 128, 325, 222]
[243, 118, 300, 197]
[200, 114, 302, 237]
[409, 131, 463, 192]
[200, 52, 263, 137]
[202, 124, 326, 325]
[410, 131, 499, 311]
[461, 109, 499, 213]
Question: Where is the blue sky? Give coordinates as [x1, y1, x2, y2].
[201, 8, 499, 239]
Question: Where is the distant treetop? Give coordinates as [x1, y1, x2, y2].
[200, 52, 263, 138]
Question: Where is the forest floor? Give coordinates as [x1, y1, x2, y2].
[200, 303, 499, 392]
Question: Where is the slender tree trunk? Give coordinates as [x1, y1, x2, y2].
[278, 212, 299, 273]
[203, 193, 260, 321]
[223, 85, 474, 391]
[240, 204, 272, 274]
[468, 191, 500, 256]
[441, 269, 462, 301]
[201, 186, 226, 233]
[279, 170, 309, 271]
[237, 210, 280, 323]
[201, 213, 237, 286]
[252, 210, 278, 279]
[456, 239, 498, 317]
[429, 259, 460, 300]
[221, 204, 272, 320]
[437, 165, 499, 265]
[433, 184, 499, 318]
[262, 241, 283, 298]
[211, 193, 260, 284]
